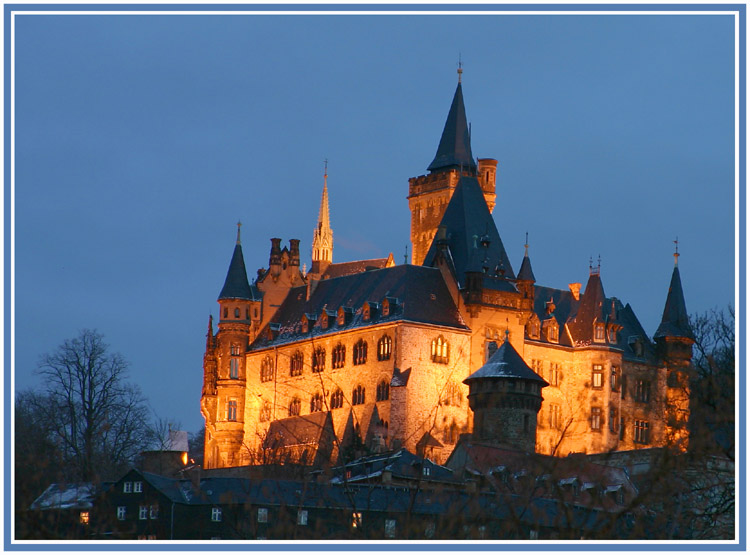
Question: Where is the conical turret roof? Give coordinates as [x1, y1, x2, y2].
[517, 253, 536, 282]
[218, 238, 255, 301]
[464, 338, 547, 385]
[428, 83, 477, 173]
[654, 265, 694, 340]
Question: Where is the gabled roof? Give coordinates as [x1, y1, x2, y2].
[30, 483, 96, 511]
[423, 176, 516, 287]
[427, 82, 476, 173]
[464, 338, 548, 385]
[566, 272, 607, 345]
[654, 265, 694, 340]
[218, 241, 260, 301]
[320, 256, 393, 279]
[330, 448, 459, 485]
[251, 265, 468, 349]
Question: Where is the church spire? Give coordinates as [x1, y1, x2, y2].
[427, 69, 477, 174]
[218, 228, 254, 301]
[311, 161, 334, 274]
[654, 249, 693, 341]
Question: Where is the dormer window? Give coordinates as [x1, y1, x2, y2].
[594, 323, 605, 341]
[382, 299, 390, 317]
[526, 317, 540, 340]
[337, 307, 346, 326]
[320, 312, 328, 330]
[362, 303, 370, 322]
[544, 319, 559, 343]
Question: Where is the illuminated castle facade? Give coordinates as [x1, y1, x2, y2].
[200, 72, 693, 468]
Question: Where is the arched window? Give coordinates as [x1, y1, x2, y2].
[330, 389, 344, 409]
[260, 356, 274, 382]
[312, 348, 325, 373]
[290, 351, 304, 376]
[332, 344, 346, 369]
[377, 335, 392, 361]
[441, 381, 462, 407]
[289, 396, 301, 417]
[376, 379, 390, 402]
[352, 385, 365, 406]
[310, 393, 324, 413]
[353, 339, 367, 365]
[260, 400, 271, 422]
[431, 336, 449, 364]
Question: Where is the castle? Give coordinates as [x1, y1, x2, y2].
[200, 70, 694, 468]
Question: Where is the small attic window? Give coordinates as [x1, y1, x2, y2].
[527, 318, 540, 340]
[320, 312, 328, 330]
[362, 303, 370, 322]
[382, 299, 390, 317]
[546, 320, 559, 343]
[594, 323, 605, 342]
[608, 327, 618, 343]
[337, 307, 346, 326]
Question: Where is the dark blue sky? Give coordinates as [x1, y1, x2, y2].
[13, 12, 736, 433]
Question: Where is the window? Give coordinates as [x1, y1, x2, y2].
[634, 420, 650, 444]
[79, 511, 89, 525]
[485, 340, 498, 362]
[290, 351, 304, 376]
[260, 400, 271, 422]
[211, 507, 222, 522]
[337, 307, 346, 326]
[150, 505, 159, 519]
[595, 323, 605, 341]
[385, 519, 397, 538]
[227, 399, 237, 421]
[527, 318, 540, 339]
[330, 389, 344, 409]
[258, 508, 268, 523]
[550, 404, 562, 430]
[351, 512, 362, 529]
[377, 335, 392, 361]
[297, 510, 308, 526]
[230, 358, 239, 379]
[133, 481, 142, 493]
[635, 380, 651, 403]
[549, 363, 560, 386]
[260, 356, 274, 382]
[591, 407, 602, 431]
[353, 339, 368, 365]
[531, 359, 543, 375]
[592, 365, 603, 389]
[332, 344, 346, 369]
[230, 345, 240, 355]
[547, 321, 559, 343]
[376, 379, 390, 402]
[139, 505, 148, 520]
[610, 366, 620, 392]
[123, 481, 132, 493]
[382, 299, 390, 317]
[620, 417, 626, 440]
[608, 327, 618, 343]
[312, 348, 325, 373]
[352, 385, 365, 406]
[431, 336, 449, 364]
[223, 308, 228, 319]
[310, 393, 324, 413]
[609, 408, 618, 433]
[423, 466, 431, 477]
[234, 308, 240, 318]
[289, 397, 301, 417]
[117, 506, 126, 520]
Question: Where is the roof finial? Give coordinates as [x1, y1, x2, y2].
[524, 232, 529, 256]
[673, 237, 680, 266]
[404, 244, 408, 265]
[597, 254, 601, 273]
[505, 319, 510, 342]
[324, 158, 328, 185]
[457, 54, 463, 83]
[236, 220, 242, 245]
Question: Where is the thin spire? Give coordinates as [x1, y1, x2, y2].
[236, 220, 242, 245]
[427, 75, 476, 173]
[524, 232, 529, 256]
[457, 54, 463, 83]
[218, 226, 254, 301]
[312, 160, 334, 269]
[674, 236, 680, 266]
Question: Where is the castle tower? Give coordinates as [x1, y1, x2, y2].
[516, 237, 536, 311]
[464, 336, 548, 452]
[202, 224, 256, 468]
[311, 162, 333, 276]
[408, 67, 497, 265]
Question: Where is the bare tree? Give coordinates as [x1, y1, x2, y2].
[35, 329, 151, 481]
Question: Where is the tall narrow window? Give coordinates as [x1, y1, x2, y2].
[230, 358, 239, 379]
[290, 351, 304, 376]
[330, 389, 344, 409]
[260, 400, 271, 422]
[376, 379, 390, 402]
[590, 407, 602, 431]
[312, 348, 326, 373]
[610, 366, 620, 392]
[550, 404, 561, 430]
[591, 365, 604, 389]
[227, 399, 237, 421]
[634, 420, 650, 444]
[353, 339, 368, 365]
[431, 336, 449, 364]
[260, 356, 274, 382]
[332, 344, 346, 369]
[609, 408, 619, 433]
[310, 393, 324, 413]
[635, 380, 651, 403]
[594, 323, 605, 341]
[377, 335, 392, 361]
[352, 385, 365, 405]
[289, 397, 301, 417]
[549, 363, 561, 386]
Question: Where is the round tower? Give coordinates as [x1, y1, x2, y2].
[463, 336, 548, 452]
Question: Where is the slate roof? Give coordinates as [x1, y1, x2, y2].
[251, 265, 468, 349]
[30, 483, 96, 511]
[423, 176, 516, 287]
[427, 82, 477, 173]
[464, 338, 548, 385]
[654, 265, 694, 340]
[517, 253, 536, 282]
[320, 257, 392, 279]
[330, 448, 459, 485]
[566, 272, 607, 345]
[218, 242, 260, 301]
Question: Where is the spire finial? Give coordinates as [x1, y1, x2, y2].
[324, 158, 328, 185]
[505, 319, 510, 342]
[674, 237, 680, 266]
[236, 221, 242, 244]
[457, 54, 463, 83]
[597, 254, 601, 272]
[404, 245, 408, 265]
[524, 232, 529, 256]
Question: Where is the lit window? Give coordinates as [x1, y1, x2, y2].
[634, 420, 650, 444]
[431, 336, 449, 364]
[330, 389, 344, 409]
[289, 397, 301, 417]
[550, 404, 561, 430]
[592, 365, 603, 389]
[385, 519, 396, 538]
[258, 508, 268, 523]
[312, 348, 326, 373]
[117, 506, 126, 520]
[352, 385, 365, 406]
[150, 505, 159, 519]
[376, 380, 390, 402]
[353, 339, 368, 365]
[422, 466, 430, 477]
[79, 511, 89, 525]
[351, 512, 362, 529]
[594, 323, 605, 341]
[227, 399, 237, 421]
[260, 356, 274, 382]
[591, 407, 602, 431]
[310, 393, 324, 413]
[133, 481, 142, 493]
[230, 358, 239, 379]
[123, 482, 132, 493]
[332, 344, 346, 369]
[230, 345, 240, 356]
[377, 335, 392, 361]
[382, 300, 390, 317]
[211, 507, 222, 522]
[635, 380, 651, 403]
[290, 351, 304, 376]
[139, 505, 148, 520]
[297, 510, 308, 526]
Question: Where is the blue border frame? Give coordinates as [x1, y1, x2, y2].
[3, 3, 745, 552]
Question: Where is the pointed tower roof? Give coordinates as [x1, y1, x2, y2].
[317, 164, 331, 231]
[464, 337, 548, 385]
[427, 81, 477, 173]
[218, 224, 256, 301]
[566, 270, 607, 344]
[654, 265, 694, 340]
[422, 176, 515, 285]
[517, 240, 536, 282]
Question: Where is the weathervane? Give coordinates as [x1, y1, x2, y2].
[457, 54, 463, 83]
[236, 220, 242, 244]
[674, 237, 680, 266]
[524, 232, 529, 256]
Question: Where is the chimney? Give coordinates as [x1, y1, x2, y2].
[269, 238, 282, 277]
[289, 239, 300, 267]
